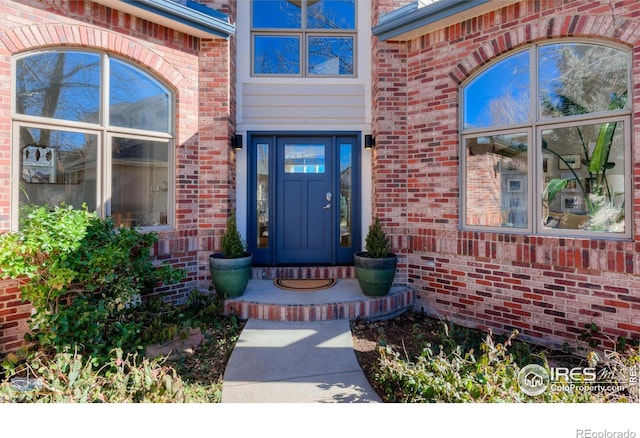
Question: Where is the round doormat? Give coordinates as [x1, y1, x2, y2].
[274, 278, 337, 291]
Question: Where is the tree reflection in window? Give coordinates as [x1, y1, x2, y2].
[462, 42, 630, 236]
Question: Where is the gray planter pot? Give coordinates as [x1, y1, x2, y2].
[209, 252, 253, 298]
[354, 251, 398, 297]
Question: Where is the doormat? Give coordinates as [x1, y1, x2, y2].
[274, 278, 337, 291]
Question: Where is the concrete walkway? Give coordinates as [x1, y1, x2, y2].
[221, 319, 381, 403]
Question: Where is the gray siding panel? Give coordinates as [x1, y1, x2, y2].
[242, 83, 366, 125]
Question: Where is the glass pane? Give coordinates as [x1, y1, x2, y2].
[254, 35, 301, 74]
[465, 132, 529, 228]
[307, 0, 355, 29]
[110, 58, 171, 133]
[16, 52, 100, 123]
[111, 137, 169, 227]
[339, 143, 352, 248]
[19, 127, 98, 213]
[463, 50, 530, 129]
[541, 121, 625, 233]
[253, 0, 301, 28]
[284, 144, 325, 173]
[257, 143, 269, 249]
[308, 36, 353, 76]
[539, 43, 629, 119]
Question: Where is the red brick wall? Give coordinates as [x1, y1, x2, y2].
[0, 0, 233, 353]
[373, 0, 640, 351]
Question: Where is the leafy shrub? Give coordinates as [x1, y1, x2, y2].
[364, 217, 390, 258]
[0, 205, 185, 364]
[220, 212, 247, 259]
[0, 348, 219, 403]
[372, 328, 599, 403]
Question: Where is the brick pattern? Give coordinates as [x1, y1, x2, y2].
[225, 286, 415, 322]
[373, 0, 640, 352]
[0, 0, 233, 353]
[251, 266, 356, 280]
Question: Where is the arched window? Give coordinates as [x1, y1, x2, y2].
[461, 41, 631, 237]
[13, 50, 173, 228]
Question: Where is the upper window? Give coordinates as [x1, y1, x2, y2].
[251, 0, 356, 76]
[14, 50, 173, 229]
[461, 42, 630, 237]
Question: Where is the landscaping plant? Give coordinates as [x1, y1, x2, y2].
[364, 217, 390, 258]
[220, 212, 247, 259]
[369, 319, 639, 403]
[0, 348, 219, 403]
[0, 204, 185, 364]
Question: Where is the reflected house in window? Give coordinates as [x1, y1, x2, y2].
[462, 41, 629, 235]
[465, 133, 528, 228]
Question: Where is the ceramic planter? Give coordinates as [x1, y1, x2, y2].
[209, 252, 253, 298]
[354, 251, 397, 297]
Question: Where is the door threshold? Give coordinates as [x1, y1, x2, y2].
[251, 265, 356, 280]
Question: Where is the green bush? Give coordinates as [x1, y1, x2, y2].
[364, 217, 391, 258]
[0, 348, 219, 403]
[220, 212, 247, 259]
[372, 329, 599, 403]
[0, 205, 185, 364]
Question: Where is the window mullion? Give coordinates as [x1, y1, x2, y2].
[101, 53, 110, 219]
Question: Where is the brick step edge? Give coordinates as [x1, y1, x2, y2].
[224, 288, 415, 322]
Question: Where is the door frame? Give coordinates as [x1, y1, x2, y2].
[247, 131, 361, 266]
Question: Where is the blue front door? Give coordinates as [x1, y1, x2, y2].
[276, 137, 333, 263]
[248, 133, 360, 266]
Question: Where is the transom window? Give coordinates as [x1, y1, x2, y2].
[14, 50, 173, 229]
[252, 0, 356, 76]
[461, 41, 630, 237]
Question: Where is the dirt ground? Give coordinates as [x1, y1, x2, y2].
[349, 311, 445, 384]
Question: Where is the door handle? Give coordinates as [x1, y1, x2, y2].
[323, 204, 332, 209]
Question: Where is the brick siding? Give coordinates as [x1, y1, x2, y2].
[373, 0, 640, 351]
[0, 0, 234, 353]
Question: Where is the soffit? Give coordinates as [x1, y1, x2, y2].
[373, 0, 519, 42]
[92, 0, 235, 39]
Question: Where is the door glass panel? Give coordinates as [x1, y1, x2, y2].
[257, 143, 269, 248]
[19, 127, 98, 214]
[339, 143, 352, 248]
[111, 137, 169, 227]
[284, 144, 325, 173]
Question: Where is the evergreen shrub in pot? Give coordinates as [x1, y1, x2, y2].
[209, 212, 252, 298]
[354, 217, 397, 297]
